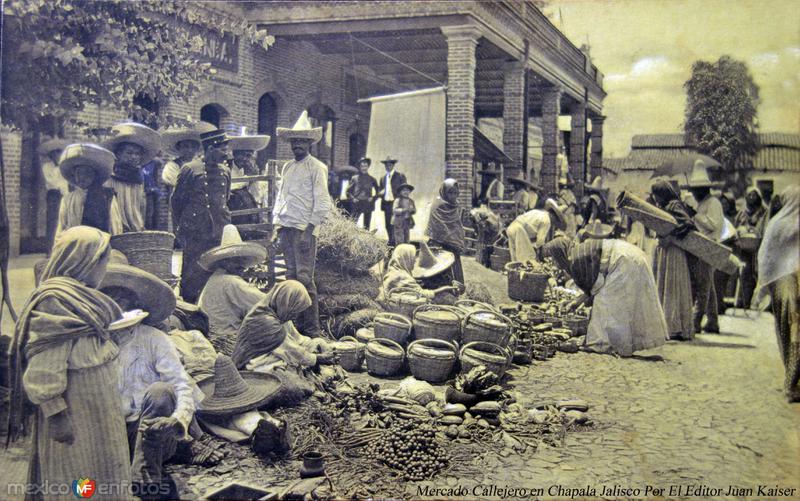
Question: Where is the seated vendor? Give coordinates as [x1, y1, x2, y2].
[379, 243, 460, 303]
[99, 265, 222, 495]
[197, 225, 269, 355]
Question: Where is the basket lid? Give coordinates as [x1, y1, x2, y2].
[335, 340, 361, 351]
[409, 344, 455, 360]
[396, 293, 427, 305]
[468, 312, 507, 329]
[375, 313, 411, 328]
[368, 342, 404, 359]
[463, 347, 506, 364]
[416, 309, 460, 323]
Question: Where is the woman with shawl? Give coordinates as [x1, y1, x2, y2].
[755, 186, 800, 402]
[650, 179, 696, 340]
[7, 226, 131, 500]
[425, 179, 466, 284]
[734, 187, 767, 307]
[569, 238, 668, 356]
[378, 244, 459, 302]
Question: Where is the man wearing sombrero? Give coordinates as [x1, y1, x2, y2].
[172, 128, 233, 303]
[160, 122, 214, 188]
[272, 111, 333, 338]
[228, 132, 271, 239]
[557, 172, 578, 237]
[38, 137, 70, 251]
[506, 175, 540, 212]
[56, 143, 124, 236]
[506, 198, 567, 262]
[377, 156, 408, 246]
[104, 122, 162, 232]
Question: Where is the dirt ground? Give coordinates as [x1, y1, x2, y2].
[1, 255, 798, 499]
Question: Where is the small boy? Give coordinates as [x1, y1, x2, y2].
[391, 183, 415, 245]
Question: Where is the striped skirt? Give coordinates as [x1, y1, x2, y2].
[28, 362, 131, 501]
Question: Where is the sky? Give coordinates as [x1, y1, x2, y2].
[543, 0, 800, 157]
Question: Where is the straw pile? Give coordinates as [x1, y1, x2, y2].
[316, 209, 387, 275]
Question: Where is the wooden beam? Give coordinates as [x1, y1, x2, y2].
[258, 14, 472, 36]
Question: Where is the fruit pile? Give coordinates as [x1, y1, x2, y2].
[364, 421, 448, 481]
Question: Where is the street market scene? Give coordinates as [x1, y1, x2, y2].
[0, 1, 798, 500]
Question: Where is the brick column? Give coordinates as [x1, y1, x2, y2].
[569, 101, 587, 197]
[502, 61, 526, 179]
[590, 115, 605, 181]
[442, 25, 481, 208]
[540, 87, 562, 195]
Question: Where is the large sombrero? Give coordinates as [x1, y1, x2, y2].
[506, 175, 539, 191]
[683, 160, 724, 188]
[276, 111, 322, 144]
[229, 134, 271, 152]
[104, 122, 162, 164]
[197, 355, 282, 416]
[58, 143, 115, 185]
[412, 240, 455, 279]
[199, 225, 268, 272]
[99, 264, 177, 325]
[582, 219, 613, 239]
[544, 198, 566, 227]
[38, 137, 70, 157]
[161, 125, 209, 157]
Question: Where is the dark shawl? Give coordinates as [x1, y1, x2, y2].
[425, 181, 466, 254]
[569, 239, 603, 295]
[652, 179, 696, 231]
[80, 184, 115, 232]
[541, 236, 574, 275]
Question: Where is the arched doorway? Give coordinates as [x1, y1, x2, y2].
[307, 103, 336, 167]
[348, 132, 366, 166]
[257, 93, 279, 166]
[200, 104, 223, 128]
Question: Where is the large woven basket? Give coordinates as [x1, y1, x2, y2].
[563, 315, 589, 337]
[335, 336, 365, 372]
[366, 338, 405, 377]
[459, 341, 511, 378]
[505, 262, 549, 302]
[462, 310, 512, 347]
[110, 231, 175, 280]
[412, 305, 463, 344]
[373, 312, 413, 346]
[385, 292, 429, 319]
[407, 339, 457, 383]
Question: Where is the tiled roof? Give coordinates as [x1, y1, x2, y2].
[604, 132, 800, 174]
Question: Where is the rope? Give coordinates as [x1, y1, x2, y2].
[348, 33, 362, 114]
[349, 33, 445, 87]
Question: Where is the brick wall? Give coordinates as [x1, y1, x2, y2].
[590, 116, 605, 181]
[1, 130, 22, 257]
[540, 87, 561, 194]
[502, 62, 526, 179]
[569, 102, 586, 197]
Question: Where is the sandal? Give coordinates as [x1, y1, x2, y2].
[182, 436, 225, 466]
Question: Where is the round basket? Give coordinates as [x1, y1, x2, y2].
[110, 231, 175, 280]
[407, 339, 457, 383]
[462, 310, 512, 347]
[373, 312, 413, 346]
[459, 341, 511, 378]
[385, 292, 428, 318]
[412, 305, 463, 344]
[736, 234, 760, 252]
[505, 262, 549, 302]
[563, 315, 589, 337]
[366, 338, 405, 377]
[355, 326, 375, 345]
[335, 336, 365, 372]
[454, 299, 500, 315]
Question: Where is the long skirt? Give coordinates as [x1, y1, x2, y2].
[585, 239, 668, 356]
[654, 244, 694, 340]
[770, 272, 800, 400]
[28, 362, 131, 500]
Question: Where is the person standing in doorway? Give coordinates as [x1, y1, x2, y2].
[272, 111, 333, 338]
[347, 157, 379, 230]
[377, 156, 407, 246]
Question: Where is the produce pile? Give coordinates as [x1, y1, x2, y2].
[365, 422, 447, 481]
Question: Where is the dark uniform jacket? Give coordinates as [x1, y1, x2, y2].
[171, 159, 231, 242]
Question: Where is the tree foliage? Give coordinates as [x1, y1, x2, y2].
[1, 0, 275, 133]
[683, 56, 760, 169]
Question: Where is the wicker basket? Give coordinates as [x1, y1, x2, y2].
[563, 315, 589, 337]
[412, 305, 463, 344]
[384, 292, 429, 319]
[462, 310, 512, 347]
[373, 312, 413, 346]
[335, 336, 365, 372]
[459, 341, 511, 378]
[355, 326, 375, 345]
[407, 339, 457, 383]
[366, 338, 405, 377]
[505, 262, 549, 302]
[110, 231, 175, 280]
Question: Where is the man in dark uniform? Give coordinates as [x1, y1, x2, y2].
[171, 129, 231, 303]
[377, 156, 407, 246]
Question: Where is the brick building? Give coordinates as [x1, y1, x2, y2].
[2, 1, 605, 256]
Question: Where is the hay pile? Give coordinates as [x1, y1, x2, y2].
[316, 209, 387, 274]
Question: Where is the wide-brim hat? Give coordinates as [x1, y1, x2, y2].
[335, 165, 359, 176]
[161, 128, 202, 157]
[412, 241, 455, 279]
[582, 220, 613, 239]
[38, 138, 70, 157]
[100, 264, 177, 325]
[229, 135, 271, 152]
[104, 122, 162, 164]
[199, 243, 267, 272]
[684, 160, 724, 188]
[380, 156, 398, 165]
[506, 176, 538, 191]
[276, 110, 323, 144]
[397, 183, 414, 193]
[59, 143, 115, 184]
[197, 355, 282, 416]
[544, 198, 566, 227]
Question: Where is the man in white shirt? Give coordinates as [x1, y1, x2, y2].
[273, 112, 333, 337]
[377, 156, 407, 246]
[38, 138, 70, 252]
[506, 199, 566, 262]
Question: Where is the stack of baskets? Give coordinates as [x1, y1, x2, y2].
[505, 261, 549, 302]
[462, 310, 512, 346]
[384, 292, 428, 319]
[412, 305, 462, 344]
[407, 339, 457, 383]
[110, 231, 178, 287]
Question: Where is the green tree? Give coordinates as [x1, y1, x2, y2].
[0, 0, 274, 322]
[683, 56, 760, 170]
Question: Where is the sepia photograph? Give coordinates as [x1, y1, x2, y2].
[0, 0, 797, 499]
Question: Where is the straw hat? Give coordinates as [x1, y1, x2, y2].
[229, 134, 271, 152]
[380, 156, 398, 165]
[59, 143, 115, 185]
[38, 137, 70, 157]
[276, 111, 322, 143]
[582, 220, 613, 239]
[506, 175, 538, 191]
[199, 225, 268, 272]
[197, 355, 282, 416]
[161, 127, 203, 157]
[412, 241, 455, 279]
[99, 264, 177, 325]
[544, 198, 566, 227]
[104, 122, 162, 165]
[684, 159, 723, 188]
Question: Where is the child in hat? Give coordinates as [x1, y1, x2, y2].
[56, 143, 124, 237]
[391, 183, 416, 245]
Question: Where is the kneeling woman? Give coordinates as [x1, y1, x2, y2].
[569, 238, 669, 356]
[379, 243, 460, 303]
